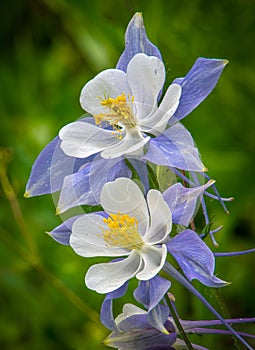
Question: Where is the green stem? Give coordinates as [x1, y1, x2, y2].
[166, 294, 194, 350]
[0, 148, 103, 328]
[0, 148, 38, 259]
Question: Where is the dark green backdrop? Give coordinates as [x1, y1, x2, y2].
[1, 0, 255, 349]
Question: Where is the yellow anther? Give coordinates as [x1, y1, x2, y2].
[94, 93, 136, 138]
[100, 92, 127, 107]
[102, 213, 143, 250]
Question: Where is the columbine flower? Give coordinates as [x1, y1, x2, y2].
[104, 303, 255, 350]
[59, 177, 226, 294]
[60, 52, 183, 159]
[59, 51, 227, 173]
[105, 303, 177, 350]
[59, 14, 228, 171]
[24, 13, 161, 200]
[69, 177, 172, 294]
[25, 12, 228, 216]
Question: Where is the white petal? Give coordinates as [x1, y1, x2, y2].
[59, 121, 118, 158]
[101, 127, 150, 159]
[115, 303, 146, 327]
[80, 69, 131, 115]
[100, 178, 149, 235]
[136, 244, 167, 280]
[122, 304, 146, 317]
[143, 190, 172, 244]
[85, 251, 142, 293]
[127, 53, 165, 120]
[70, 214, 129, 257]
[140, 84, 182, 135]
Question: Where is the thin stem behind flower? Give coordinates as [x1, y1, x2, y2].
[0, 148, 102, 328]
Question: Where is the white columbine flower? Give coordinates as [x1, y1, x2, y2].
[69, 177, 172, 294]
[59, 53, 182, 159]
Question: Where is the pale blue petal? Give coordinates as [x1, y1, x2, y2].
[57, 156, 131, 213]
[134, 276, 171, 310]
[100, 283, 129, 330]
[167, 230, 228, 287]
[147, 304, 171, 333]
[128, 158, 149, 193]
[117, 313, 149, 333]
[25, 136, 87, 197]
[170, 58, 228, 123]
[116, 13, 162, 72]
[48, 215, 82, 245]
[163, 180, 215, 226]
[89, 156, 132, 204]
[25, 117, 95, 197]
[143, 123, 206, 171]
[48, 211, 106, 246]
[57, 164, 95, 213]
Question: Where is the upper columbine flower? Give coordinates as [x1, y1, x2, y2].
[69, 177, 172, 293]
[25, 12, 228, 204]
[59, 48, 228, 173]
[59, 53, 182, 160]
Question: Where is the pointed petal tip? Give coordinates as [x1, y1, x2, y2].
[133, 12, 143, 23]
[134, 11, 143, 17]
[103, 336, 111, 347]
[55, 207, 61, 215]
[215, 277, 231, 287]
[223, 59, 229, 65]
[24, 191, 31, 198]
[208, 178, 216, 185]
[203, 166, 208, 172]
[45, 231, 52, 237]
[162, 328, 170, 335]
[167, 292, 176, 302]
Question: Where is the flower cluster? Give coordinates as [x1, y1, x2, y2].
[25, 13, 255, 349]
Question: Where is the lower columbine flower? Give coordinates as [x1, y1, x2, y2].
[70, 177, 172, 293]
[104, 303, 255, 350]
[52, 177, 227, 293]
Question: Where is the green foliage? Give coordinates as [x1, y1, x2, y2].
[1, 0, 255, 349]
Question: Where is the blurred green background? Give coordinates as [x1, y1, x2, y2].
[1, 0, 255, 349]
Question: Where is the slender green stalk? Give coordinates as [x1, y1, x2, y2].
[166, 294, 194, 350]
[0, 148, 38, 259]
[0, 148, 102, 328]
[35, 264, 101, 325]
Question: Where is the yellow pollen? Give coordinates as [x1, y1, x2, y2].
[94, 93, 136, 139]
[102, 213, 143, 250]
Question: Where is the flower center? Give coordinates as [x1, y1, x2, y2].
[94, 93, 136, 139]
[102, 213, 143, 250]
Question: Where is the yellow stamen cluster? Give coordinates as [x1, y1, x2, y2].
[94, 93, 136, 140]
[102, 213, 143, 250]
